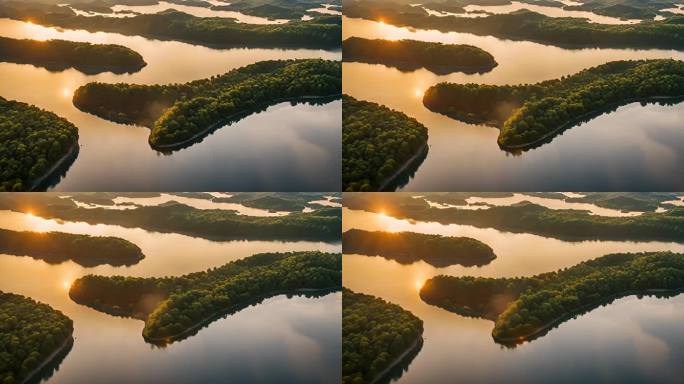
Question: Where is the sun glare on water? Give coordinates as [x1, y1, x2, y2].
[61, 279, 72, 290]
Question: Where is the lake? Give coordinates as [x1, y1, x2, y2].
[0, 199, 342, 384]
[343, 203, 684, 384]
[343, 16, 684, 191]
[0, 17, 341, 191]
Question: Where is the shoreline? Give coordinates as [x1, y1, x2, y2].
[20, 335, 74, 384]
[493, 287, 684, 344]
[369, 335, 423, 384]
[378, 141, 428, 191]
[499, 94, 684, 151]
[143, 286, 340, 344]
[28, 142, 79, 191]
[149, 93, 342, 151]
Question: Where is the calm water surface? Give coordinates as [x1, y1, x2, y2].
[343, 206, 684, 384]
[343, 16, 684, 191]
[0, 207, 341, 384]
[0, 18, 341, 191]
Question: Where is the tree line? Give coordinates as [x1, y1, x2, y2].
[343, 288, 423, 384]
[0, 228, 144, 267]
[0, 36, 146, 74]
[343, 95, 428, 192]
[343, 228, 496, 267]
[0, 96, 78, 192]
[69, 252, 342, 342]
[73, 59, 341, 149]
[343, 37, 497, 75]
[420, 251, 684, 343]
[423, 59, 684, 148]
[0, 292, 73, 384]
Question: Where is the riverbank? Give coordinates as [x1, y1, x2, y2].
[499, 95, 684, 151]
[20, 335, 74, 384]
[150, 94, 342, 152]
[378, 142, 428, 191]
[28, 142, 79, 191]
[369, 336, 424, 384]
[143, 287, 340, 344]
[493, 287, 684, 345]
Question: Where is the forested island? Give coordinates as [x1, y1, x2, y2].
[0, 193, 342, 242]
[0, 96, 79, 192]
[343, 1, 684, 50]
[420, 251, 684, 344]
[343, 288, 423, 384]
[342, 37, 497, 74]
[0, 36, 146, 74]
[69, 251, 341, 343]
[0, 2, 341, 49]
[343, 95, 428, 192]
[0, 228, 144, 267]
[0, 291, 74, 384]
[73, 59, 342, 150]
[343, 229, 496, 267]
[423, 59, 684, 150]
[342, 193, 684, 242]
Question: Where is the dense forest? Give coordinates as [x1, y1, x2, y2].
[564, 0, 680, 20]
[0, 193, 342, 242]
[73, 59, 342, 149]
[0, 228, 144, 267]
[0, 96, 79, 192]
[343, 288, 423, 384]
[420, 251, 684, 343]
[343, 95, 428, 192]
[0, 2, 341, 49]
[342, 193, 684, 242]
[0, 36, 146, 74]
[423, 59, 684, 149]
[69, 252, 341, 342]
[342, 37, 497, 74]
[0, 291, 73, 384]
[343, 1, 684, 50]
[343, 229, 496, 267]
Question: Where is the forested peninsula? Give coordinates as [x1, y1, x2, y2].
[342, 37, 497, 74]
[0, 228, 144, 267]
[0, 292, 73, 384]
[423, 59, 684, 150]
[0, 96, 79, 192]
[0, 2, 341, 49]
[343, 229, 496, 267]
[343, 95, 428, 192]
[420, 252, 684, 344]
[343, 288, 423, 384]
[0, 36, 146, 74]
[343, 1, 684, 50]
[0, 194, 342, 242]
[73, 59, 342, 150]
[69, 252, 342, 343]
[342, 193, 684, 242]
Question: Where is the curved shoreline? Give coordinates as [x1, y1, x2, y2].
[20, 335, 74, 384]
[28, 142, 79, 191]
[378, 141, 428, 191]
[498, 94, 684, 151]
[149, 93, 342, 151]
[492, 287, 684, 345]
[369, 335, 423, 384]
[143, 286, 340, 344]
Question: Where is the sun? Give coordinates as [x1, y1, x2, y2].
[414, 278, 425, 290]
[61, 87, 71, 98]
[61, 279, 72, 290]
[413, 88, 423, 97]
